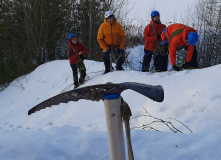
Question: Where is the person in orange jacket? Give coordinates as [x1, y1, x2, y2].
[143, 11, 167, 72]
[161, 23, 198, 71]
[97, 11, 125, 74]
[67, 33, 90, 88]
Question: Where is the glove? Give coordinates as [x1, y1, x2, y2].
[157, 35, 161, 40]
[113, 48, 124, 59]
[79, 54, 85, 60]
[182, 62, 191, 69]
[173, 65, 182, 71]
[105, 48, 111, 54]
[90, 88, 106, 101]
[116, 48, 124, 54]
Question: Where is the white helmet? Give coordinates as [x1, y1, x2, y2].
[105, 11, 114, 19]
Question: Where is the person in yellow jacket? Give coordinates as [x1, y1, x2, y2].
[97, 11, 125, 74]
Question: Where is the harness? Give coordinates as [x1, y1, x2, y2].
[150, 24, 161, 58]
[68, 45, 88, 64]
[168, 29, 187, 50]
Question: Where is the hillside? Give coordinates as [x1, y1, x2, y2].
[0, 58, 221, 159]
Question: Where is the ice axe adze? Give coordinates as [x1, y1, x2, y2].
[28, 82, 164, 160]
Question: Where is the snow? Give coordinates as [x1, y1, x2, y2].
[1, 54, 221, 159]
[126, 45, 174, 71]
[0, 0, 220, 159]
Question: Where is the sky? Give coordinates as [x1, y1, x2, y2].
[121, 0, 201, 27]
[0, 45, 221, 159]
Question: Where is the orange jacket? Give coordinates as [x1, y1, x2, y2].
[144, 21, 166, 51]
[161, 23, 197, 66]
[97, 18, 125, 51]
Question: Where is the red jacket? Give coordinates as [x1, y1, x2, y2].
[144, 21, 166, 51]
[161, 23, 197, 66]
[68, 41, 90, 64]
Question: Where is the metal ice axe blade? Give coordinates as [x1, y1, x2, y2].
[28, 82, 164, 160]
[28, 82, 164, 115]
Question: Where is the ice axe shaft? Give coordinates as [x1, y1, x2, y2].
[104, 94, 126, 160]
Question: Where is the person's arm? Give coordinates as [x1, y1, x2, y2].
[97, 25, 109, 51]
[67, 46, 75, 57]
[169, 42, 177, 67]
[78, 43, 90, 55]
[119, 24, 125, 50]
[144, 25, 157, 42]
[186, 45, 194, 62]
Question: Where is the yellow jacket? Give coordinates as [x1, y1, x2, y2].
[97, 18, 125, 51]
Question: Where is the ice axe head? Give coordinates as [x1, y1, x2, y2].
[28, 82, 164, 115]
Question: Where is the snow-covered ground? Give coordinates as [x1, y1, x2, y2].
[126, 45, 173, 71]
[0, 51, 221, 159]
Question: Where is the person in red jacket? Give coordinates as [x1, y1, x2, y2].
[161, 23, 198, 71]
[143, 11, 167, 72]
[67, 33, 90, 88]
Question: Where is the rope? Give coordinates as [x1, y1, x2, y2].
[60, 83, 74, 94]
[168, 29, 187, 50]
[121, 97, 134, 160]
[60, 70, 104, 94]
[86, 70, 105, 75]
[150, 23, 161, 61]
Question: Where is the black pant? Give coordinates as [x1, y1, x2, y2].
[70, 61, 86, 85]
[142, 49, 153, 72]
[103, 49, 125, 71]
[157, 53, 168, 71]
[142, 47, 168, 72]
[185, 46, 198, 68]
[157, 43, 169, 71]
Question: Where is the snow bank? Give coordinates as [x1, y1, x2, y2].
[0, 58, 221, 159]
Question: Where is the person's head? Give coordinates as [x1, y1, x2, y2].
[105, 11, 115, 24]
[151, 11, 160, 24]
[68, 33, 77, 44]
[186, 32, 198, 45]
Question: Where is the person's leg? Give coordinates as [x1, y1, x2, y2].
[70, 64, 78, 86]
[78, 61, 86, 84]
[116, 49, 125, 70]
[154, 53, 159, 71]
[157, 43, 169, 71]
[190, 46, 198, 68]
[158, 54, 168, 71]
[103, 51, 111, 73]
[142, 49, 153, 72]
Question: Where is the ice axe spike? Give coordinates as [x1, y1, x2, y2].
[28, 82, 164, 115]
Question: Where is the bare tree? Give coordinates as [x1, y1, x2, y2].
[195, 0, 221, 67]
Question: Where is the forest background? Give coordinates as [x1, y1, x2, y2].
[0, 0, 220, 85]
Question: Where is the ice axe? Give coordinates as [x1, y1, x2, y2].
[28, 82, 164, 160]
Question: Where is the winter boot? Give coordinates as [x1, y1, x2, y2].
[79, 78, 84, 85]
[74, 83, 79, 89]
[116, 65, 124, 71]
[104, 68, 110, 74]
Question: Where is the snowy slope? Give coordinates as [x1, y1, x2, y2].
[0, 57, 221, 159]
